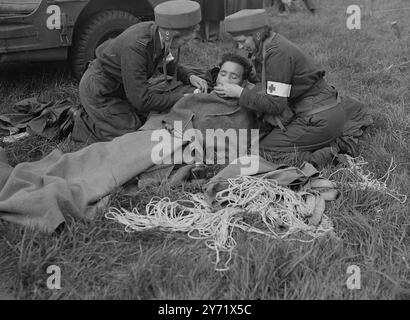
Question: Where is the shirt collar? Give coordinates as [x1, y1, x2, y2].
[158, 31, 165, 49]
[153, 25, 165, 61]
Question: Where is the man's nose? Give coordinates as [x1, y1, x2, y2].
[217, 77, 228, 85]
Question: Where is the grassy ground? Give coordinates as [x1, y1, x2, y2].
[0, 0, 409, 300]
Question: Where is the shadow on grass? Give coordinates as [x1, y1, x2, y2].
[0, 61, 73, 83]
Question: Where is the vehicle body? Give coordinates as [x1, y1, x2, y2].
[0, 0, 167, 79]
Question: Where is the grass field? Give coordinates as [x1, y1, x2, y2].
[0, 0, 409, 300]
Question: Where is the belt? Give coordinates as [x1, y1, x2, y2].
[297, 94, 341, 117]
[293, 82, 342, 117]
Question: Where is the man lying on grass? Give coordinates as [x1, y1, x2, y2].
[0, 53, 260, 232]
[149, 52, 258, 166]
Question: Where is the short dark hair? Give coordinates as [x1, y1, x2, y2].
[219, 53, 253, 81]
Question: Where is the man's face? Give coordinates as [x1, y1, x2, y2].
[232, 35, 256, 55]
[216, 61, 245, 86]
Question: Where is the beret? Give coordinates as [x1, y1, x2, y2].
[155, 0, 201, 30]
[224, 9, 269, 35]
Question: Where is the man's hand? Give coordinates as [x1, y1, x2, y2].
[189, 75, 208, 93]
[214, 83, 244, 98]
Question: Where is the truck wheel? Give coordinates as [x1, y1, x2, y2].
[71, 10, 140, 80]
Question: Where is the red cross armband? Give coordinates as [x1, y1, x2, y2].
[266, 81, 292, 98]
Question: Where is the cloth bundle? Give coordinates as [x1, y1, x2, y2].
[0, 98, 76, 140]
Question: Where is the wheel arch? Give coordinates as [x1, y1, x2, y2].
[67, 0, 169, 79]
[73, 0, 164, 28]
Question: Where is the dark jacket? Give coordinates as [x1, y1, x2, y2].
[239, 33, 327, 117]
[94, 21, 194, 115]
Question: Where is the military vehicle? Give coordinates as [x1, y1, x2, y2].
[0, 0, 166, 79]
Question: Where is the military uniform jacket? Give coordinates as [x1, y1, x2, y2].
[94, 21, 194, 115]
[239, 33, 327, 117]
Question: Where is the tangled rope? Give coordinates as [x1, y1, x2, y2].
[105, 156, 407, 271]
[216, 174, 334, 239]
[106, 175, 335, 271]
[328, 155, 407, 204]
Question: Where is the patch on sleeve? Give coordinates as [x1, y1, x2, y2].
[266, 81, 292, 98]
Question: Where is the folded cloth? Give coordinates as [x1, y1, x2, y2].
[0, 98, 77, 140]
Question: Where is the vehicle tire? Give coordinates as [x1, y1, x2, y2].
[70, 10, 140, 80]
